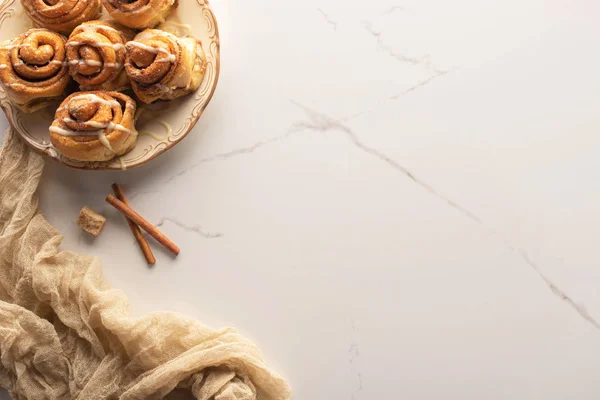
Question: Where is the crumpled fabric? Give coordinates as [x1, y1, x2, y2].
[0, 129, 291, 400]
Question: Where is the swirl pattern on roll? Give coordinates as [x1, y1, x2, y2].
[21, 0, 103, 35]
[67, 21, 133, 91]
[101, 0, 178, 29]
[125, 29, 206, 103]
[0, 28, 71, 112]
[49, 91, 138, 161]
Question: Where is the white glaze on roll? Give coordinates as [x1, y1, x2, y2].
[67, 41, 125, 50]
[127, 40, 177, 63]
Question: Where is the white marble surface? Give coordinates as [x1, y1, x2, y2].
[2, 0, 600, 399]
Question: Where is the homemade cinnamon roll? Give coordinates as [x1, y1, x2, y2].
[50, 91, 138, 161]
[21, 0, 103, 35]
[0, 29, 71, 112]
[125, 29, 206, 104]
[67, 21, 133, 91]
[101, 0, 178, 29]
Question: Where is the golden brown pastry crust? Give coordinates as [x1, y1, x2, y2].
[125, 29, 206, 104]
[67, 21, 134, 91]
[21, 0, 103, 35]
[49, 91, 138, 162]
[0, 29, 71, 113]
[101, 0, 178, 29]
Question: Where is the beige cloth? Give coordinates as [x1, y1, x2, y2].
[0, 129, 291, 400]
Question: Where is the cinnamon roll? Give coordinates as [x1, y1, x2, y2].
[67, 21, 133, 91]
[50, 91, 138, 161]
[21, 0, 103, 35]
[0, 29, 71, 113]
[101, 0, 178, 29]
[125, 29, 206, 104]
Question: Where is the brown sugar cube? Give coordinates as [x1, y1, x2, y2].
[77, 207, 106, 236]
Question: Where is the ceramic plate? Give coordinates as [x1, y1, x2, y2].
[0, 0, 220, 170]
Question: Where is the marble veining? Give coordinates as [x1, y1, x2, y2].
[155, 217, 223, 239]
[382, 5, 412, 15]
[166, 90, 597, 333]
[362, 21, 447, 74]
[349, 320, 363, 400]
[299, 100, 599, 331]
[295, 101, 599, 332]
[148, 90, 599, 334]
[389, 68, 452, 99]
[163, 128, 301, 184]
[316, 8, 337, 32]
[518, 249, 600, 330]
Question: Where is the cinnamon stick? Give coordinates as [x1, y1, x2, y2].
[106, 194, 180, 256]
[111, 183, 156, 265]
